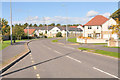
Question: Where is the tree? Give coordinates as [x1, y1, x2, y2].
[56, 24, 61, 26]
[24, 23, 29, 28]
[33, 24, 37, 27]
[29, 24, 32, 27]
[1, 18, 9, 36]
[110, 18, 120, 39]
[39, 24, 43, 27]
[13, 25, 25, 40]
[50, 23, 55, 26]
[110, 9, 120, 21]
[44, 24, 47, 26]
[56, 32, 62, 37]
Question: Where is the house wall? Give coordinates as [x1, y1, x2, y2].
[84, 26, 101, 38]
[48, 27, 61, 37]
[77, 38, 107, 43]
[83, 18, 118, 40]
[102, 18, 117, 40]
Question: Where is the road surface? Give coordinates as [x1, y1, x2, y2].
[2, 38, 119, 79]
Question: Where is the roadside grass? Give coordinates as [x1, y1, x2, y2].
[68, 38, 77, 43]
[78, 47, 119, 58]
[52, 39, 58, 42]
[104, 46, 120, 48]
[93, 43, 107, 45]
[48, 37, 52, 38]
[0, 40, 25, 51]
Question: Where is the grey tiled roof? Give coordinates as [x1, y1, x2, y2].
[25, 26, 82, 31]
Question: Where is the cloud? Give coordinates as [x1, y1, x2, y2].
[12, 11, 111, 25]
[86, 10, 99, 17]
[102, 12, 111, 18]
[26, 16, 39, 21]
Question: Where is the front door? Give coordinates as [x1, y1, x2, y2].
[96, 33, 100, 39]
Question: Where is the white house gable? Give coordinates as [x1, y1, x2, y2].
[102, 18, 117, 31]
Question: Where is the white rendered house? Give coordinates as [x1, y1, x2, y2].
[83, 15, 118, 40]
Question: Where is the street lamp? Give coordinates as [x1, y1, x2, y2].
[10, 0, 12, 45]
[62, 4, 68, 41]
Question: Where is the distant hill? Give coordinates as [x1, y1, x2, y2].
[110, 8, 120, 20]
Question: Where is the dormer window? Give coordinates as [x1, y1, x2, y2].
[88, 26, 92, 29]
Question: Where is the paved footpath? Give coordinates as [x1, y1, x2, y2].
[1, 40, 29, 68]
[58, 38, 119, 53]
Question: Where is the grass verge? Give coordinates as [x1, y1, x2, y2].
[104, 46, 120, 48]
[52, 39, 58, 42]
[78, 47, 119, 58]
[68, 38, 77, 43]
[93, 43, 107, 45]
[0, 40, 25, 51]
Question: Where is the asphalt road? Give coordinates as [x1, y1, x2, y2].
[2, 38, 119, 79]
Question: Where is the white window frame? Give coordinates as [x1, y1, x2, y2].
[88, 34, 92, 37]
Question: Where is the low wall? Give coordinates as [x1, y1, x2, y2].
[77, 38, 107, 43]
[108, 40, 120, 47]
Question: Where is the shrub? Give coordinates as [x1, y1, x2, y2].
[56, 32, 62, 37]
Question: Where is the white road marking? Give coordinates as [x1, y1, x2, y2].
[66, 56, 82, 63]
[47, 47, 52, 50]
[36, 74, 40, 78]
[93, 67, 119, 79]
[42, 45, 46, 47]
[32, 61, 34, 63]
[63, 46, 75, 49]
[31, 57, 33, 60]
[54, 50, 62, 54]
[30, 54, 32, 57]
[33, 66, 37, 70]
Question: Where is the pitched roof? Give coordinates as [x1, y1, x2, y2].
[84, 15, 109, 26]
[24, 29, 35, 35]
[69, 26, 77, 28]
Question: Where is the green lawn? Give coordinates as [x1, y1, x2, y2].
[104, 46, 120, 48]
[78, 47, 119, 58]
[52, 39, 58, 42]
[93, 43, 107, 45]
[68, 38, 77, 43]
[0, 40, 25, 51]
[48, 37, 52, 38]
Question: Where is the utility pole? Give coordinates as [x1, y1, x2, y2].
[62, 4, 68, 41]
[27, 26, 29, 39]
[10, 0, 12, 45]
[65, 5, 68, 41]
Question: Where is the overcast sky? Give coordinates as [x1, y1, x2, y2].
[2, 2, 118, 25]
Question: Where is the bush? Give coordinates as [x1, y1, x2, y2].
[56, 32, 62, 37]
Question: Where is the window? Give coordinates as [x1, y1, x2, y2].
[88, 34, 92, 37]
[97, 26, 99, 29]
[56, 30, 59, 32]
[88, 26, 92, 29]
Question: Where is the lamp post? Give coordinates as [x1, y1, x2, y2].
[10, 0, 12, 45]
[62, 4, 68, 41]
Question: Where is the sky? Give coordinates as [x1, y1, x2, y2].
[2, 2, 119, 25]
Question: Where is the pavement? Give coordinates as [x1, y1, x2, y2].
[59, 38, 119, 53]
[1, 40, 30, 69]
[1, 38, 119, 79]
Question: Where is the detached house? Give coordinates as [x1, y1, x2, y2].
[24, 29, 35, 36]
[83, 15, 117, 40]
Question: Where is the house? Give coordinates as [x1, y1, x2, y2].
[24, 29, 35, 36]
[68, 25, 83, 37]
[83, 15, 118, 40]
[25, 26, 65, 37]
[24, 25, 83, 37]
